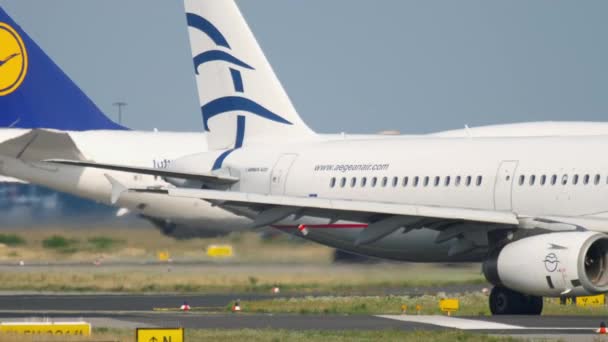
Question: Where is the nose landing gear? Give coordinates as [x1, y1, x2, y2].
[489, 286, 543, 315]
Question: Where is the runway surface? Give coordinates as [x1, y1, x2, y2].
[0, 294, 604, 340]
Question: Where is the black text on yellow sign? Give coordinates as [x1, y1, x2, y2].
[0, 322, 91, 336]
[137, 328, 184, 342]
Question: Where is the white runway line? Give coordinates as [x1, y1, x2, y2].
[377, 315, 600, 331]
[377, 315, 525, 330]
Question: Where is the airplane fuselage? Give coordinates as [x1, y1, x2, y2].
[174, 135, 608, 261]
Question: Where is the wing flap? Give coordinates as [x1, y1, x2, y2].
[168, 188, 520, 225]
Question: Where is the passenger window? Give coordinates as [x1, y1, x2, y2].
[584, 174, 590, 185]
[434, 176, 440, 187]
[413, 176, 419, 187]
[361, 177, 367, 187]
[350, 177, 357, 188]
[519, 175, 525, 186]
[465, 176, 472, 186]
[561, 175, 568, 185]
[476, 176, 482, 186]
[445, 176, 451, 186]
[573, 175, 579, 185]
[595, 174, 601, 185]
[392, 177, 398, 187]
[423, 176, 430, 187]
[540, 175, 546, 186]
[551, 175, 557, 185]
[382, 177, 388, 187]
[455, 176, 461, 186]
[330, 177, 336, 188]
[529, 175, 536, 186]
[371, 177, 378, 187]
[340, 177, 346, 188]
[402, 177, 409, 187]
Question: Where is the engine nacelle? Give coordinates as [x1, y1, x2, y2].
[483, 231, 608, 297]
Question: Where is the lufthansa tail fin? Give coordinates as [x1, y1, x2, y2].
[184, 0, 317, 150]
[0, 7, 126, 131]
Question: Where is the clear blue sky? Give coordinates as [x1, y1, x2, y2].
[1, 0, 607, 133]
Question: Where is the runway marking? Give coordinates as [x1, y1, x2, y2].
[377, 315, 601, 332]
[377, 315, 525, 330]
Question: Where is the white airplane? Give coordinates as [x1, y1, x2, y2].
[4, 3, 608, 241]
[45, 0, 608, 316]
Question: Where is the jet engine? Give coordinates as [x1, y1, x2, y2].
[483, 231, 608, 297]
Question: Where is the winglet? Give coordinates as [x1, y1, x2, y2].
[104, 174, 127, 205]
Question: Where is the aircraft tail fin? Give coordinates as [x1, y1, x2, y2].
[0, 7, 126, 131]
[184, 0, 317, 151]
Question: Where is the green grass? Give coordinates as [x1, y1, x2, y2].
[87, 236, 125, 251]
[42, 235, 79, 253]
[0, 329, 531, 342]
[235, 293, 608, 317]
[0, 234, 25, 246]
[185, 329, 526, 342]
[237, 294, 487, 316]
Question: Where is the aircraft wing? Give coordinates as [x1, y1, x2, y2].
[168, 188, 518, 224]
[46, 159, 239, 185]
[165, 188, 520, 250]
[0, 129, 85, 161]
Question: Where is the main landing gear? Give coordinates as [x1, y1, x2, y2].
[489, 286, 543, 315]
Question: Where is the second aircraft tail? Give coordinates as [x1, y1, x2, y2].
[0, 7, 126, 131]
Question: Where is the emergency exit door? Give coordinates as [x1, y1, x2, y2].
[494, 161, 518, 210]
[270, 154, 298, 195]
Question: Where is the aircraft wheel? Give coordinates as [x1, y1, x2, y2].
[489, 286, 543, 315]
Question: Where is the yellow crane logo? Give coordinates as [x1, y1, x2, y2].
[0, 22, 27, 96]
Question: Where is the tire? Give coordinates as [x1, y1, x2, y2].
[489, 286, 543, 315]
[525, 295, 543, 315]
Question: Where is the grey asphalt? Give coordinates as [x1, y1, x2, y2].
[0, 312, 442, 331]
[0, 294, 604, 336]
[0, 286, 487, 311]
[0, 294, 261, 311]
[0, 311, 603, 337]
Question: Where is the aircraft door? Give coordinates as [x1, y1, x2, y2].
[270, 154, 298, 195]
[494, 161, 518, 211]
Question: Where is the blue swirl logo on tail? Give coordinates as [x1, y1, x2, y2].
[187, 13, 292, 169]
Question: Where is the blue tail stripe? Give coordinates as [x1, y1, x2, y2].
[212, 149, 234, 170]
[186, 13, 231, 49]
[211, 115, 247, 170]
[194, 50, 253, 75]
[0, 7, 127, 131]
[235, 115, 246, 148]
[230, 69, 244, 93]
[201, 96, 292, 131]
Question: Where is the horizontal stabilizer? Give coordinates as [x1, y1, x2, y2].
[46, 159, 239, 185]
[0, 129, 85, 161]
[0, 176, 26, 183]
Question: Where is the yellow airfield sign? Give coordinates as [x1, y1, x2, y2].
[576, 294, 605, 307]
[439, 298, 459, 313]
[158, 251, 171, 262]
[0, 322, 91, 336]
[137, 328, 184, 342]
[207, 244, 234, 258]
